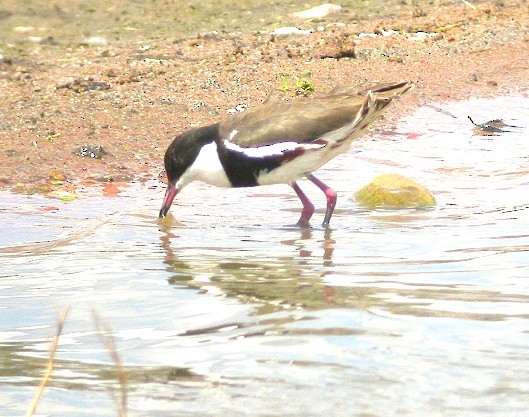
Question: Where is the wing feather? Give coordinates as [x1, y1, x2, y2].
[218, 81, 412, 148]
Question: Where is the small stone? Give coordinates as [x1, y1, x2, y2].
[469, 72, 480, 82]
[56, 76, 77, 89]
[407, 31, 437, 41]
[292, 4, 342, 19]
[49, 169, 67, 184]
[56, 77, 111, 93]
[316, 31, 356, 59]
[354, 174, 436, 209]
[13, 26, 34, 33]
[105, 68, 119, 77]
[270, 27, 312, 36]
[198, 31, 222, 41]
[227, 104, 248, 114]
[374, 29, 399, 37]
[81, 36, 108, 46]
[72, 145, 108, 159]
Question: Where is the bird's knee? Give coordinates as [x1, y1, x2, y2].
[325, 188, 337, 203]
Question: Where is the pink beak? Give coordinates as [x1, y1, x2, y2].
[159, 184, 179, 218]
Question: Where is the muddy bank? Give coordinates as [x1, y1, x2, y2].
[0, 1, 528, 198]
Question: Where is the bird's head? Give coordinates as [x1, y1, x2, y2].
[159, 123, 219, 218]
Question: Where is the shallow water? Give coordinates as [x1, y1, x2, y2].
[1, 96, 529, 416]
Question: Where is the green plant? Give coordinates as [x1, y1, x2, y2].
[278, 71, 315, 96]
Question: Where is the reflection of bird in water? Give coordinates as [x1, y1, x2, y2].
[159, 225, 338, 309]
[283, 228, 337, 304]
[159, 82, 413, 227]
[282, 228, 335, 268]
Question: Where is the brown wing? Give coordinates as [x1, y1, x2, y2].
[218, 92, 364, 147]
[218, 81, 412, 147]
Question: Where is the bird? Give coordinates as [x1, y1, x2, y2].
[159, 81, 413, 227]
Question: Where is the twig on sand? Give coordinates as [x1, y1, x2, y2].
[461, 0, 476, 9]
[92, 309, 128, 417]
[25, 307, 70, 417]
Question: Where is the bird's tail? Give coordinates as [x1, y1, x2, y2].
[352, 81, 414, 130]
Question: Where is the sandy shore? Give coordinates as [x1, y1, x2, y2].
[1, 1, 528, 197]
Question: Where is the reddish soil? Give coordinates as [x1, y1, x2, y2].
[1, 1, 528, 197]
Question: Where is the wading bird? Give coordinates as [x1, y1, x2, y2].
[159, 81, 413, 227]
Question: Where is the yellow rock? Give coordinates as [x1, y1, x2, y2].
[48, 190, 78, 202]
[355, 174, 435, 209]
[49, 169, 66, 184]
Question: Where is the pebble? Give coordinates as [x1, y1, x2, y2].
[56, 77, 111, 92]
[358, 29, 399, 38]
[407, 31, 439, 41]
[81, 36, 109, 46]
[292, 4, 342, 19]
[72, 145, 108, 159]
[270, 27, 312, 36]
[13, 26, 34, 32]
[227, 104, 248, 114]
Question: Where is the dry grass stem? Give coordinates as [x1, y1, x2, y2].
[25, 307, 70, 417]
[92, 309, 128, 417]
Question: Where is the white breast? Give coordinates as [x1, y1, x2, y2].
[176, 142, 231, 189]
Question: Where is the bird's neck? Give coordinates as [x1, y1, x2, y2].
[194, 123, 221, 144]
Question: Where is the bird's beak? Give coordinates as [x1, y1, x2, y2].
[159, 183, 179, 218]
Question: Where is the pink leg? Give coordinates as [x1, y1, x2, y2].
[306, 174, 337, 227]
[291, 182, 315, 227]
